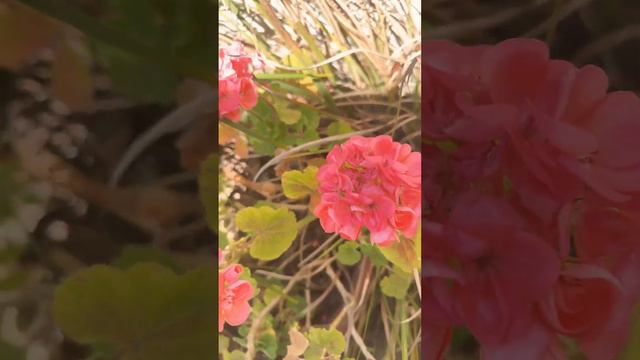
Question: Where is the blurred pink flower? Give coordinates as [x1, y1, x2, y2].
[424, 37, 640, 358]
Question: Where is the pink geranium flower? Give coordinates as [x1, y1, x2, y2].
[314, 135, 421, 246]
[218, 255, 253, 332]
[219, 41, 262, 122]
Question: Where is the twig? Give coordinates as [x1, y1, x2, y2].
[109, 90, 216, 185]
[522, 0, 595, 38]
[326, 266, 375, 360]
[253, 125, 386, 181]
[244, 258, 333, 360]
[573, 24, 640, 65]
[425, 0, 551, 39]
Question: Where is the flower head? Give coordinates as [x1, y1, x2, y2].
[218, 258, 253, 332]
[219, 41, 263, 122]
[314, 135, 420, 246]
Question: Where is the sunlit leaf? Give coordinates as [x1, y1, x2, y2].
[380, 268, 412, 299]
[274, 98, 302, 125]
[378, 225, 421, 273]
[304, 327, 346, 360]
[327, 120, 353, 136]
[112, 245, 181, 273]
[53, 263, 216, 360]
[235, 206, 298, 260]
[281, 166, 318, 200]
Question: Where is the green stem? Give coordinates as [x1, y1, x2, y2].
[296, 214, 317, 230]
[400, 300, 409, 360]
[254, 73, 328, 80]
[17, 0, 211, 81]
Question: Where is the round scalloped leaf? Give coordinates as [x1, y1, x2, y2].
[336, 242, 361, 266]
[236, 206, 298, 260]
[304, 328, 346, 360]
[380, 268, 412, 299]
[281, 166, 319, 200]
[52, 263, 216, 360]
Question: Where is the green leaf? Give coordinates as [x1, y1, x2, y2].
[235, 206, 298, 260]
[52, 263, 216, 360]
[88, 343, 119, 360]
[336, 242, 361, 266]
[239, 267, 258, 291]
[0, 246, 24, 264]
[326, 120, 353, 136]
[257, 332, 278, 359]
[112, 245, 181, 273]
[198, 153, 217, 233]
[378, 225, 421, 273]
[304, 328, 346, 360]
[274, 100, 302, 125]
[360, 244, 387, 267]
[0, 339, 24, 359]
[219, 336, 229, 354]
[223, 350, 245, 360]
[95, 44, 178, 103]
[380, 268, 412, 299]
[621, 302, 640, 359]
[0, 270, 28, 291]
[281, 166, 319, 200]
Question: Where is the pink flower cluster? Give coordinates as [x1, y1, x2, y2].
[424, 38, 640, 359]
[219, 42, 263, 122]
[218, 250, 253, 332]
[314, 135, 421, 246]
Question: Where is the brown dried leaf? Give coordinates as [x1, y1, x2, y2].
[234, 134, 249, 159]
[306, 157, 326, 168]
[13, 135, 199, 235]
[50, 38, 96, 112]
[176, 115, 216, 172]
[284, 327, 309, 360]
[0, 1, 60, 70]
[218, 122, 237, 145]
[308, 192, 320, 213]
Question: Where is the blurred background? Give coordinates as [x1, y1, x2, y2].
[426, 0, 640, 92]
[426, 0, 640, 358]
[0, 0, 217, 359]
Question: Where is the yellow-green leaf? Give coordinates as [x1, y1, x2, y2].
[620, 302, 640, 359]
[274, 102, 302, 125]
[378, 225, 421, 273]
[380, 268, 412, 299]
[53, 263, 216, 360]
[304, 327, 346, 360]
[281, 166, 319, 200]
[327, 120, 353, 136]
[236, 206, 298, 260]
